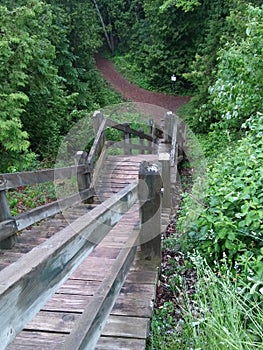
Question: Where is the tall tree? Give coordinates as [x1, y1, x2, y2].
[0, 0, 117, 170]
[0, 3, 38, 171]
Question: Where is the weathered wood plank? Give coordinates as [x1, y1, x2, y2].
[7, 332, 146, 350]
[15, 188, 95, 233]
[0, 250, 24, 265]
[159, 152, 171, 208]
[100, 172, 139, 178]
[125, 270, 157, 284]
[87, 118, 107, 167]
[112, 283, 156, 318]
[102, 315, 149, 339]
[90, 144, 108, 188]
[139, 161, 162, 265]
[24, 311, 79, 333]
[69, 257, 117, 281]
[62, 221, 140, 350]
[0, 219, 17, 242]
[91, 246, 121, 259]
[0, 191, 17, 248]
[0, 181, 138, 349]
[0, 165, 87, 191]
[96, 337, 146, 350]
[42, 294, 92, 313]
[57, 279, 100, 296]
[7, 331, 66, 350]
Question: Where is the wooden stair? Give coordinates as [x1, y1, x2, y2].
[5, 153, 163, 350]
[0, 202, 96, 272]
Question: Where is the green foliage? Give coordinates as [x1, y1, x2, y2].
[0, 0, 122, 172]
[0, 3, 38, 171]
[160, 0, 201, 12]
[208, 5, 263, 131]
[112, 52, 153, 90]
[148, 247, 263, 349]
[181, 255, 263, 349]
[108, 0, 234, 96]
[183, 2, 263, 133]
[196, 129, 240, 160]
[178, 113, 263, 279]
[7, 182, 56, 216]
[148, 301, 178, 349]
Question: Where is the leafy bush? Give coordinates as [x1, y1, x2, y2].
[209, 5, 263, 131]
[178, 113, 263, 279]
[7, 182, 56, 216]
[112, 53, 153, 91]
[182, 3, 263, 133]
[148, 301, 178, 350]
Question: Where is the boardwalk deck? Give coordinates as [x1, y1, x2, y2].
[94, 154, 158, 202]
[4, 154, 167, 350]
[0, 203, 95, 272]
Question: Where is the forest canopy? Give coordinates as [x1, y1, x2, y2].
[0, 0, 119, 172]
[1, 0, 262, 172]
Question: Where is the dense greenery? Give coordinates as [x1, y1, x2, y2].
[0, 0, 121, 172]
[1, 0, 263, 347]
[100, 1, 263, 348]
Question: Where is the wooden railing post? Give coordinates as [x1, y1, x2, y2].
[74, 151, 91, 201]
[0, 188, 17, 249]
[149, 119, 155, 136]
[139, 161, 162, 265]
[149, 119, 157, 153]
[159, 152, 171, 208]
[92, 110, 105, 134]
[124, 122, 131, 155]
[139, 128, 145, 155]
[164, 111, 176, 143]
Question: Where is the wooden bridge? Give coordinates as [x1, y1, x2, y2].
[0, 110, 185, 350]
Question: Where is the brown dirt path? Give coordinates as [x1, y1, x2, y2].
[96, 55, 191, 121]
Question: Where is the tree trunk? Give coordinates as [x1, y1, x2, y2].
[92, 0, 114, 53]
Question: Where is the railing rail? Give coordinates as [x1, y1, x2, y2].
[0, 160, 163, 350]
[0, 108, 187, 349]
[0, 112, 161, 248]
[0, 165, 88, 191]
[0, 181, 139, 349]
[0, 163, 92, 248]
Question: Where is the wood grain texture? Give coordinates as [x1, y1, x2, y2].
[0, 182, 138, 349]
[0, 165, 88, 191]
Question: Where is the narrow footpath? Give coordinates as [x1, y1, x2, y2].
[95, 55, 191, 117]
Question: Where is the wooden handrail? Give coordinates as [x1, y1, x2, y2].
[0, 165, 88, 191]
[106, 119, 155, 142]
[87, 118, 107, 167]
[0, 163, 92, 247]
[15, 187, 95, 232]
[62, 205, 140, 350]
[0, 181, 138, 349]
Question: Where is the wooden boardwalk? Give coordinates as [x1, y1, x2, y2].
[0, 111, 183, 349]
[5, 154, 166, 350]
[0, 203, 95, 272]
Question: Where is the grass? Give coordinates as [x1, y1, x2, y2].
[147, 250, 263, 349]
[111, 53, 153, 91]
[180, 255, 263, 350]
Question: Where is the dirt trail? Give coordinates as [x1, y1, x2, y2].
[96, 55, 191, 122]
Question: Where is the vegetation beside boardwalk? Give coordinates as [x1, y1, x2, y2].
[1, 1, 262, 348]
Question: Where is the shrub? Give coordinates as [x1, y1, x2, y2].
[178, 113, 263, 278]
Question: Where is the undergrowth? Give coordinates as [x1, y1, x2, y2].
[148, 113, 263, 349]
